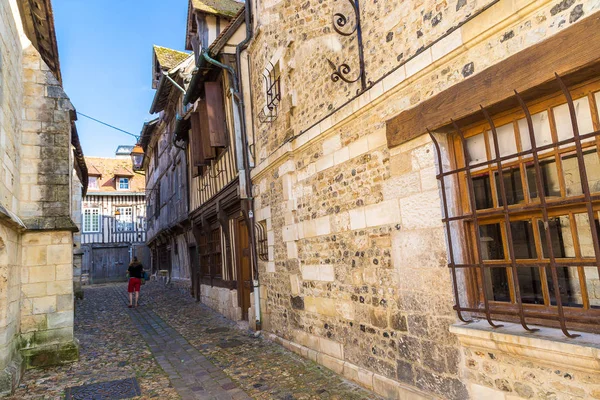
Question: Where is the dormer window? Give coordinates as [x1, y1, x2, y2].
[88, 177, 99, 190]
[118, 177, 130, 190]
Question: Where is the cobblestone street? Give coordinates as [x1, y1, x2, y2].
[9, 283, 380, 400]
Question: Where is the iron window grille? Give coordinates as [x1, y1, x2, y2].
[255, 221, 269, 262]
[430, 75, 600, 337]
[258, 61, 281, 124]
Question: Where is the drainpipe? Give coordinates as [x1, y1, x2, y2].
[163, 71, 188, 152]
[235, 0, 262, 333]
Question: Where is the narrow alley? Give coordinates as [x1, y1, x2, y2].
[9, 283, 381, 400]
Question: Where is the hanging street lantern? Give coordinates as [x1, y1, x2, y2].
[130, 144, 145, 171]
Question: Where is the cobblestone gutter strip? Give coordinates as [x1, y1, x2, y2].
[112, 286, 251, 400]
[140, 283, 382, 400]
[8, 284, 179, 400]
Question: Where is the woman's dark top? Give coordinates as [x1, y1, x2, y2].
[128, 262, 144, 279]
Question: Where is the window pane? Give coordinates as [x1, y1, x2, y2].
[584, 267, 600, 309]
[553, 97, 594, 142]
[495, 167, 524, 206]
[538, 216, 574, 258]
[526, 158, 561, 199]
[546, 266, 583, 308]
[483, 267, 511, 302]
[472, 173, 493, 210]
[517, 267, 544, 304]
[585, 150, 600, 193]
[518, 111, 552, 151]
[466, 133, 487, 166]
[510, 220, 537, 259]
[561, 150, 600, 196]
[487, 123, 517, 158]
[479, 223, 505, 260]
[574, 213, 596, 258]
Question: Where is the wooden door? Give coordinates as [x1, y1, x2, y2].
[91, 247, 130, 284]
[236, 219, 252, 321]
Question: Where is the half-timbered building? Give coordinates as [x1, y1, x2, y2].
[82, 150, 148, 283]
[143, 46, 194, 285]
[179, 0, 258, 324]
[142, 0, 257, 323]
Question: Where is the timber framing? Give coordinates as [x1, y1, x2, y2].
[190, 178, 240, 225]
[386, 13, 600, 148]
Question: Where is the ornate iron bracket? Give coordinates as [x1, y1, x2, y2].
[327, 0, 368, 92]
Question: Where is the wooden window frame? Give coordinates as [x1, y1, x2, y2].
[83, 208, 100, 233]
[115, 206, 134, 232]
[117, 177, 130, 191]
[442, 78, 600, 335]
[210, 227, 223, 280]
[88, 176, 99, 190]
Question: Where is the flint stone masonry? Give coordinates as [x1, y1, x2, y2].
[248, 0, 600, 398]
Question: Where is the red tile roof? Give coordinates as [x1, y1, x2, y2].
[86, 157, 145, 193]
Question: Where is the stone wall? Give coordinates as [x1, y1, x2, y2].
[19, 45, 76, 231]
[248, 0, 600, 398]
[199, 285, 242, 322]
[0, 0, 79, 394]
[20, 231, 78, 369]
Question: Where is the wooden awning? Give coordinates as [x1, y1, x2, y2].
[386, 13, 600, 148]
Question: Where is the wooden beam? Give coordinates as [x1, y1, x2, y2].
[386, 13, 600, 148]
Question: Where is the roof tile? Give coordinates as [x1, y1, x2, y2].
[86, 157, 145, 193]
[191, 0, 244, 18]
[153, 45, 190, 70]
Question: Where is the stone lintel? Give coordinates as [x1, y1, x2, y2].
[450, 321, 600, 372]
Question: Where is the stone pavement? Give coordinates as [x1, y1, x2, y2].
[9, 282, 382, 399]
[116, 288, 250, 400]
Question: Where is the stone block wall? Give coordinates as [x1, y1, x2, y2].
[247, 0, 600, 398]
[0, 0, 79, 394]
[19, 45, 76, 231]
[0, 222, 23, 395]
[20, 231, 77, 369]
[200, 285, 242, 322]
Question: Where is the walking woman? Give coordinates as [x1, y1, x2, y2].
[127, 257, 144, 308]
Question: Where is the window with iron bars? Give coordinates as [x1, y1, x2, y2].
[255, 221, 269, 262]
[258, 61, 281, 124]
[431, 77, 600, 337]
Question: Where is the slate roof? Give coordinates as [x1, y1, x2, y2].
[190, 0, 244, 17]
[86, 157, 145, 194]
[153, 45, 190, 70]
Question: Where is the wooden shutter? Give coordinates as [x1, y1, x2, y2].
[197, 101, 216, 160]
[205, 81, 227, 147]
[189, 111, 206, 170]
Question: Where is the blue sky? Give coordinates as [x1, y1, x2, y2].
[53, 0, 189, 157]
